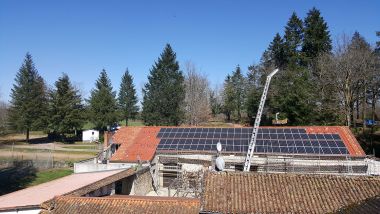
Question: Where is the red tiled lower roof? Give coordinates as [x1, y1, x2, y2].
[110, 127, 161, 163]
[41, 196, 200, 214]
[202, 172, 380, 213]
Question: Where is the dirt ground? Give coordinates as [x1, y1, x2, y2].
[0, 151, 95, 161]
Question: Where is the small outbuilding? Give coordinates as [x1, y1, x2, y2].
[82, 129, 99, 143]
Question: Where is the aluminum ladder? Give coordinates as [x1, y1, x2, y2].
[244, 69, 279, 171]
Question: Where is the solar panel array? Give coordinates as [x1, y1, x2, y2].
[156, 127, 349, 155]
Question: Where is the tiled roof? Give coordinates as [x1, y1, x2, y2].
[112, 126, 142, 146]
[109, 126, 365, 163]
[202, 172, 380, 214]
[41, 196, 200, 214]
[111, 127, 161, 162]
[0, 169, 127, 210]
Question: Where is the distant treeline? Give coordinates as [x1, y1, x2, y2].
[0, 7, 379, 142]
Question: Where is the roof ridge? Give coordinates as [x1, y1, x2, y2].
[213, 171, 380, 180]
[56, 195, 200, 203]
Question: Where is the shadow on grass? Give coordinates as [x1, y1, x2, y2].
[0, 135, 81, 145]
[0, 161, 37, 196]
[0, 136, 54, 145]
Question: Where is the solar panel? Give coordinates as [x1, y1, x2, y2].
[156, 127, 349, 155]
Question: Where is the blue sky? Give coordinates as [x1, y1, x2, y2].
[0, 0, 379, 104]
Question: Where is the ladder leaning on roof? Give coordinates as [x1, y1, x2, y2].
[244, 69, 279, 172]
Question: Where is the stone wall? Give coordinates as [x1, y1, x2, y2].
[114, 167, 153, 196]
[129, 168, 153, 196]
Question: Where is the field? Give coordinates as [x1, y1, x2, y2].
[0, 131, 100, 161]
[0, 132, 99, 195]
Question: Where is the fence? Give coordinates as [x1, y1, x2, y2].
[0, 158, 70, 170]
[244, 156, 380, 176]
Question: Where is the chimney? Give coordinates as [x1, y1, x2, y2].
[104, 131, 109, 149]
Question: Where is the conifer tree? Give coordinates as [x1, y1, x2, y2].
[246, 64, 263, 125]
[88, 69, 118, 130]
[270, 67, 315, 125]
[302, 7, 332, 65]
[268, 33, 287, 70]
[141, 44, 185, 125]
[9, 53, 48, 142]
[231, 65, 246, 121]
[118, 69, 139, 126]
[284, 12, 304, 67]
[222, 75, 235, 121]
[49, 73, 84, 140]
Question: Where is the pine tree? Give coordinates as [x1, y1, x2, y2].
[268, 33, 287, 69]
[231, 65, 246, 121]
[269, 67, 315, 125]
[141, 44, 185, 125]
[88, 69, 118, 130]
[9, 53, 48, 142]
[49, 73, 84, 140]
[118, 69, 139, 126]
[246, 65, 261, 125]
[222, 75, 235, 121]
[302, 7, 332, 65]
[284, 12, 304, 67]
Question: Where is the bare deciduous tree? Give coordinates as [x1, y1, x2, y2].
[184, 62, 211, 125]
[0, 98, 8, 135]
[317, 33, 378, 127]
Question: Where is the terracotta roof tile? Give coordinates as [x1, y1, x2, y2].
[41, 196, 200, 214]
[202, 172, 380, 213]
[110, 127, 160, 163]
[112, 127, 142, 146]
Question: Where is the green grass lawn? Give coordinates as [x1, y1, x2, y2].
[27, 168, 73, 187]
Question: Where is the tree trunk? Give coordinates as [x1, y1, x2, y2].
[26, 128, 30, 143]
[346, 109, 351, 127]
[354, 99, 359, 128]
[350, 101, 355, 128]
[356, 99, 360, 120]
[372, 90, 376, 121]
[125, 117, 129, 126]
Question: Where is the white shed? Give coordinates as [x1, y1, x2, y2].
[82, 129, 99, 142]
